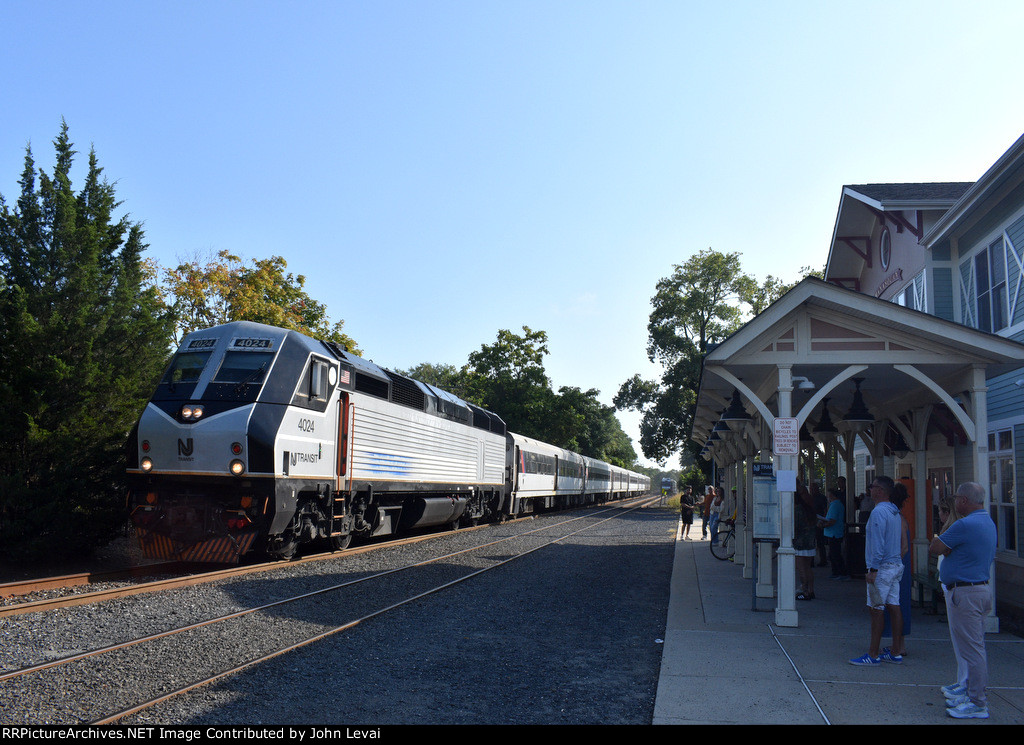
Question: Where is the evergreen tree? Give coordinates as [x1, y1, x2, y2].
[0, 122, 174, 562]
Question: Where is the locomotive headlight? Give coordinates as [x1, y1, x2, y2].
[181, 404, 204, 420]
[141, 457, 153, 472]
[229, 459, 245, 476]
[192, 405, 204, 419]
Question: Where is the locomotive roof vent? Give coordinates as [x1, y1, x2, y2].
[384, 370, 426, 411]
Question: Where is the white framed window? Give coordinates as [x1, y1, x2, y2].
[988, 428, 1016, 553]
[893, 270, 926, 311]
[959, 232, 1022, 333]
[977, 239, 1008, 332]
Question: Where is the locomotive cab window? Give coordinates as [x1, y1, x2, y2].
[163, 351, 212, 385]
[214, 351, 275, 384]
[292, 356, 334, 409]
[309, 358, 331, 401]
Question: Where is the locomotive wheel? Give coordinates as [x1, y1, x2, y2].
[267, 537, 299, 561]
[331, 533, 352, 551]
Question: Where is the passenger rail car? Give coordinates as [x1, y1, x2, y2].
[127, 321, 650, 562]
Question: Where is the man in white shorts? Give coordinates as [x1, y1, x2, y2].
[849, 476, 905, 665]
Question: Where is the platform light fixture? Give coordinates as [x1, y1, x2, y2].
[720, 388, 752, 423]
[812, 397, 838, 443]
[891, 430, 911, 459]
[843, 377, 874, 432]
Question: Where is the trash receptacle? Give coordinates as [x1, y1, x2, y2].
[846, 524, 866, 577]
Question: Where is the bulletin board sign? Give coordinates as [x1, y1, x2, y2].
[752, 462, 780, 540]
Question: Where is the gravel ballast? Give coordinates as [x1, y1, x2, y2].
[1, 503, 677, 726]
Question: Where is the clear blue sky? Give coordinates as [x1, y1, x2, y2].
[4, 1, 1024, 467]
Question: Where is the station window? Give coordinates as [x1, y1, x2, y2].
[975, 240, 1008, 333]
[988, 428, 1017, 552]
[893, 271, 925, 312]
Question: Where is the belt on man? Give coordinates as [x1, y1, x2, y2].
[948, 580, 988, 588]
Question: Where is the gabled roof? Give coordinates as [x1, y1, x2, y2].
[825, 182, 971, 284]
[691, 277, 1024, 446]
[844, 182, 973, 207]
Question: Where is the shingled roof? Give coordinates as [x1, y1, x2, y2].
[844, 182, 973, 204]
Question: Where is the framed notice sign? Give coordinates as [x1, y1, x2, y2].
[752, 462, 780, 540]
[773, 417, 799, 455]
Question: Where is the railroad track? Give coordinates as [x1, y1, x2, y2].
[0, 524, 489, 618]
[0, 563, 189, 599]
[0, 495, 658, 725]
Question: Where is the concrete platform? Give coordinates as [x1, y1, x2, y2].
[653, 519, 1024, 725]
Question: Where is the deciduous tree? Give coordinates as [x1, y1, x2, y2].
[405, 327, 639, 465]
[163, 250, 360, 353]
[462, 326, 554, 438]
[616, 250, 824, 466]
[615, 248, 747, 465]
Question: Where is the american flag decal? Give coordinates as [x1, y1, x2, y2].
[339, 369, 350, 384]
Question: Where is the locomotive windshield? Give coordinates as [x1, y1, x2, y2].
[214, 350, 275, 384]
[162, 351, 212, 385]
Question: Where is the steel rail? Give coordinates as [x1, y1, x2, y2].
[91, 496, 658, 724]
[0, 562, 188, 598]
[0, 523, 484, 618]
[1, 496, 656, 687]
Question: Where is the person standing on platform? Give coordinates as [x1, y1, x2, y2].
[935, 495, 966, 695]
[929, 482, 997, 720]
[794, 481, 817, 601]
[820, 487, 848, 580]
[680, 486, 696, 540]
[708, 487, 725, 545]
[701, 486, 713, 539]
[812, 482, 828, 567]
[885, 484, 912, 657]
[849, 476, 905, 665]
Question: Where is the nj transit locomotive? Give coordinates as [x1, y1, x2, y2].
[127, 321, 650, 562]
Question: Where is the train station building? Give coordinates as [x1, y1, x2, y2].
[692, 130, 1024, 627]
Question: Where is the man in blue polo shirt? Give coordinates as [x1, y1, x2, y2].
[929, 481, 997, 720]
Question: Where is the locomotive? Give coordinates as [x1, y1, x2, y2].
[126, 321, 650, 563]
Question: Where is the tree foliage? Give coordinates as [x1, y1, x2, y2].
[547, 385, 636, 466]
[0, 122, 174, 561]
[397, 361, 474, 402]
[404, 326, 637, 467]
[615, 248, 748, 464]
[163, 250, 360, 353]
[615, 249, 818, 466]
[462, 326, 554, 438]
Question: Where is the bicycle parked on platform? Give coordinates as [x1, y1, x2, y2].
[710, 519, 736, 560]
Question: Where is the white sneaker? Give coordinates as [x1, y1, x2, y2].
[941, 682, 966, 697]
[947, 701, 989, 719]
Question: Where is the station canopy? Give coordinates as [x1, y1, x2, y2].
[692, 277, 1024, 454]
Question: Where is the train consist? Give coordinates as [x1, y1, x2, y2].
[126, 321, 650, 562]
